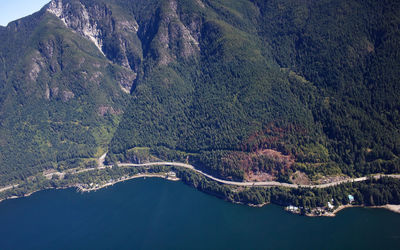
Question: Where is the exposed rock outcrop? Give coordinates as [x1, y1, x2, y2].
[46, 0, 142, 93]
[154, 0, 201, 65]
[47, 0, 105, 55]
[61, 90, 75, 102]
[28, 51, 46, 82]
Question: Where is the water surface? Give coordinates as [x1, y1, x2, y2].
[0, 178, 399, 250]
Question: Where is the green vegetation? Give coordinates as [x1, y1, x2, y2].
[177, 168, 400, 215]
[0, 0, 399, 209]
[0, 166, 157, 201]
[3, 163, 399, 217]
[108, 0, 400, 183]
[0, 8, 128, 185]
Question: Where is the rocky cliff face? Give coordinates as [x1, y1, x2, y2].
[46, 0, 141, 92]
[46, 0, 202, 70]
[47, 0, 107, 56]
[151, 0, 201, 65]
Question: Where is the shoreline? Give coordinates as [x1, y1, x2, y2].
[76, 173, 180, 192]
[378, 204, 400, 214]
[320, 204, 400, 217]
[1, 175, 400, 217]
[0, 173, 180, 204]
[1, 159, 400, 217]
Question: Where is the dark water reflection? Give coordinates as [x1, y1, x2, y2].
[0, 178, 399, 250]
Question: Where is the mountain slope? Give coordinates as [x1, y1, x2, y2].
[0, 0, 399, 186]
[108, 0, 400, 182]
[0, 2, 131, 184]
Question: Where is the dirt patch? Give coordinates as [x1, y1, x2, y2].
[255, 149, 295, 167]
[245, 149, 295, 181]
[317, 175, 349, 185]
[222, 148, 295, 182]
[290, 171, 311, 185]
[223, 123, 307, 181]
[246, 171, 275, 182]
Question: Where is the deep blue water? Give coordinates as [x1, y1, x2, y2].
[0, 178, 399, 250]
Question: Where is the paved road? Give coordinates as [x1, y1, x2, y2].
[117, 162, 400, 188]
[2, 158, 400, 193]
[0, 185, 18, 193]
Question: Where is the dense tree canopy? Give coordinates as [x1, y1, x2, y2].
[0, 0, 399, 188]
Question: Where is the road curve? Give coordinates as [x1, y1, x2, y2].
[117, 162, 400, 188]
[2, 159, 399, 194]
[0, 185, 18, 193]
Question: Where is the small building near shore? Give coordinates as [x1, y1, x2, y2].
[167, 171, 177, 178]
[287, 205, 299, 212]
[348, 195, 355, 203]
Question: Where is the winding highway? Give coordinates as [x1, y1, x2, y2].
[116, 161, 400, 188]
[1, 154, 400, 194]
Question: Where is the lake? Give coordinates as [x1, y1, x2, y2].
[0, 178, 399, 250]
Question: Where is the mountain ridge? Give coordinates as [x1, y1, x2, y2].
[0, 0, 399, 187]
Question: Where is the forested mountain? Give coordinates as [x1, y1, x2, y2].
[0, 0, 399, 186]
